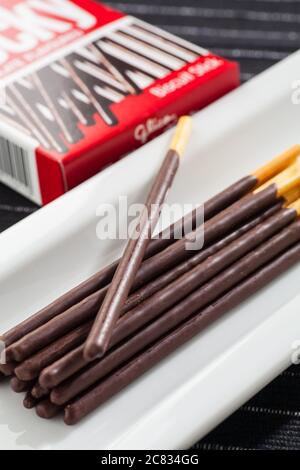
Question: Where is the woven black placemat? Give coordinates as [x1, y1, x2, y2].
[1, 0, 300, 450]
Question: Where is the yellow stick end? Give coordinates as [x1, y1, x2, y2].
[255, 160, 300, 193]
[283, 186, 300, 206]
[169, 116, 193, 157]
[288, 198, 300, 216]
[277, 172, 300, 197]
[253, 144, 300, 185]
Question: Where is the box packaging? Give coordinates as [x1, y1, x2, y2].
[0, 0, 240, 205]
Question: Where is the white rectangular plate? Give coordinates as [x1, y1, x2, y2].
[1, 51, 300, 450]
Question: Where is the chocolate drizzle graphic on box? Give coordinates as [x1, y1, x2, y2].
[0, 19, 205, 154]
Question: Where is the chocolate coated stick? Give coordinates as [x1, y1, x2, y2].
[10, 377, 34, 393]
[23, 392, 39, 410]
[85, 174, 295, 360]
[20, 205, 281, 384]
[1, 176, 254, 350]
[39, 203, 282, 389]
[15, 322, 92, 381]
[39, 203, 290, 389]
[36, 399, 61, 420]
[3, 150, 300, 422]
[85, 117, 193, 359]
[0, 362, 16, 377]
[50, 216, 300, 403]
[6, 181, 297, 363]
[64, 240, 300, 425]
[31, 383, 48, 400]
[55, 219, 300, 405]
[2, 146, 299, 352]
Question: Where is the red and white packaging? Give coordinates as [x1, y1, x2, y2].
[0, 0, 240, 205]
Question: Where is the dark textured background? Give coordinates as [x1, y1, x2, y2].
[1, 0, 300, 450]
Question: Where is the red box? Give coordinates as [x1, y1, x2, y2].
[0, 0, 239, 204]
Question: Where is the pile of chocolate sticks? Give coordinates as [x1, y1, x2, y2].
[1, 129, 300, 425]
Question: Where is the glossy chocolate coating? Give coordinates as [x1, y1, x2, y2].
[35, 399, 61, 419]
[64, 240, 300, 425]
[53, 218, 300, 405]
[2, 175, 257, 347]
[85, 149, 180, 359]
[8, 184, 275, 363]
[40, 205, 286, 388]
[10, 376, 34, 393]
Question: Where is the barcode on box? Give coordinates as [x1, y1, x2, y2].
[0, 136, 32, 193]
[0, 132, 42, 205]
[0, 136, 32, 192]
[0, 125, 42, 205]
